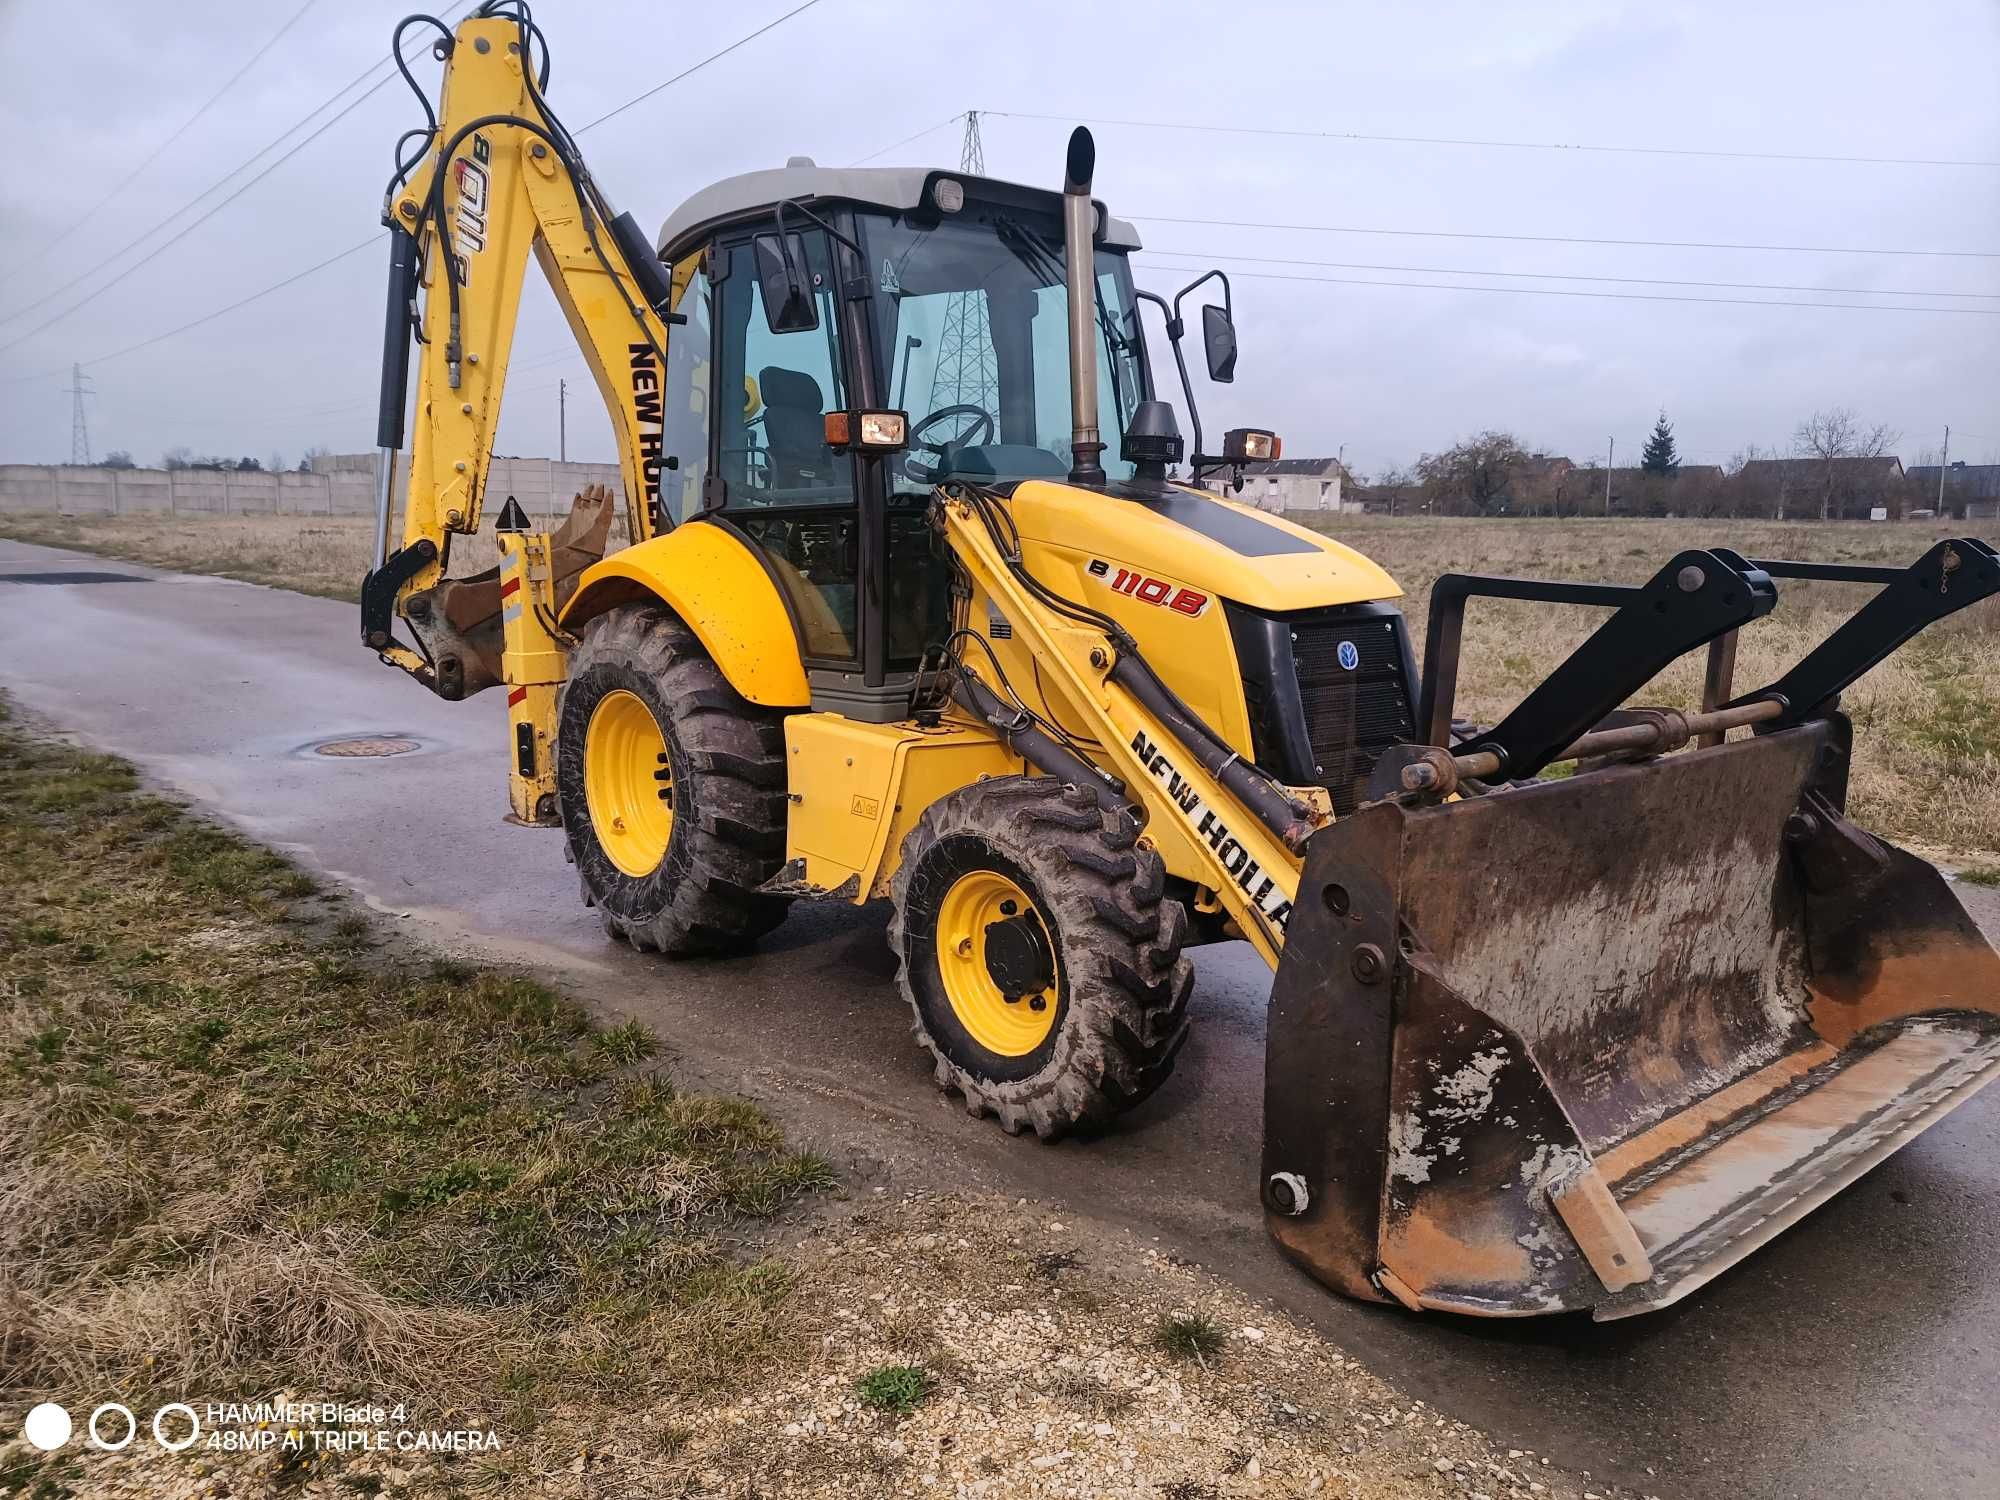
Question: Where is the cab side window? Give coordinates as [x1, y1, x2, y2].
[659, 260, 710, 525]
[716, 235, 852, 508]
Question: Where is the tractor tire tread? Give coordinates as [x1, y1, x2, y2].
[889, 777, 1194, 1141]
[557, 605, 789, 957]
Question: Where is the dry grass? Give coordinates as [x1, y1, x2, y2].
[0, 508, 587, 602]
[0, 697, 830, 1488]
[5, 507, 1994, 857]
[0, 511, 383, 601]
[1291, 514, 2000, 859]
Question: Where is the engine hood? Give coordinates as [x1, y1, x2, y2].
[1006, 480, 1402, 612]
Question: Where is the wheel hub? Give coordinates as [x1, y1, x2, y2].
[935, 869, 1060, 1056]
[583, 689, 675, 877]
[982, 911, 1055, 1004]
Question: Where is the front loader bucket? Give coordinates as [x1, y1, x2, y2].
[1263, 720, 2000, 1319]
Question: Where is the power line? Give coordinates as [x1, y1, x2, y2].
[1132, 214, 2000, 261]
[0, 1, 476, 338]
[1141, 245, 2000, 301]
[2, 2, 848, 383]
[2, 0, 326, 285]
[981, 110, 2000, 171]
[1134, 253, 2000, 315]
[849, 112, 965, 166]
[66, 235, 380, 374]
[575, 0, 828, 133]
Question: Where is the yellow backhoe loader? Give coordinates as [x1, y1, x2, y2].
[361, 3, 2000, 1318]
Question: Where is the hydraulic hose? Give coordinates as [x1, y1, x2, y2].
[952, 673, 1133, 822]
[1107, 654, 1317, 853]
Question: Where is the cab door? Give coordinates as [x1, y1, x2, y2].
[710, 226, 866, 666]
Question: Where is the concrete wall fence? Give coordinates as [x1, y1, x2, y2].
[0, 456, 624, 520]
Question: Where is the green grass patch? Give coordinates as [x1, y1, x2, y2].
[1959, 865, 2000, 887]
[593, 1017, 660, 1065]
[856, 1363, 934, 1415]
[1155, 1311, 1227, 1364]
[0, 696, 832, 1470]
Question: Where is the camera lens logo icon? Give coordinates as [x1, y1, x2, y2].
[91, 1404, 138, 1450]
[152, 1403, 201, 1452]
[24, 1403, 72, 1451]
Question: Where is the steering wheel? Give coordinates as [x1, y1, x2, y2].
[904, 404, 996, 483]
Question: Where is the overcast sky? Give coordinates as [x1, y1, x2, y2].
[2, 0, 1996, 477]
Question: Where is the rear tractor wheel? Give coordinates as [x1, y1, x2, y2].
[888, 777, 1194, 1138]
[555, 604, 789, 955]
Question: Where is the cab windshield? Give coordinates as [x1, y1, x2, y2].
[859, 208, 1148, 493]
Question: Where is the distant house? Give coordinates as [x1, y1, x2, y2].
[1593, 464, 1726, 515]
[1346, 481, 1421, 515]
[1736, 455, 1907, 519]
[1212, 457, 1350, 513]
[1906, 461, 2000, 521]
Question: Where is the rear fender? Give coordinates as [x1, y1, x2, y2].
[560, 520, 808, 708]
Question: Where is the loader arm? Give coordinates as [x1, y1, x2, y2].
[360, 7, 688, 819]
[935, 482, 1322, 966]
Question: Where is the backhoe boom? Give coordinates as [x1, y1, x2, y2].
[362, 10, 687, 820]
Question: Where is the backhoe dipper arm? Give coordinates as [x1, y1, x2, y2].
[362, 9, 683, 683]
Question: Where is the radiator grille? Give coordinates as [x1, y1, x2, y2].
[1291, 613, 1415, 816]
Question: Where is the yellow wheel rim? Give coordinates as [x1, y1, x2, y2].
[936, 870, 1059, 1057]
[584, 689, 675, 877]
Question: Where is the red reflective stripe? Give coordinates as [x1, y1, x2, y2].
[507, 686, 528, 707]
[499, 576, 521, 598]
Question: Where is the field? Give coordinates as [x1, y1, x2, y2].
[1294, 514, 2000, 861]
[4, 507, 1996, 861]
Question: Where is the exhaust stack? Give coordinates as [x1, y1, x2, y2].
[1062, 127, 1105, 488]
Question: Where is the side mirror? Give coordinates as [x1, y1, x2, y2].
[1201, 303, 1237, 383]
[752, 232, 818, 333]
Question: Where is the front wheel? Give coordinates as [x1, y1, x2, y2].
[556, 604, 789, 955]
[888, 777, 1194, 1138]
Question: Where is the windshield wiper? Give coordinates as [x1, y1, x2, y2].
[994, 215, 1135, 426]
[995, 217, 1134, 356]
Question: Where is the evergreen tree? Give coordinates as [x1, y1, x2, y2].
[1640, 411, 1680, 475]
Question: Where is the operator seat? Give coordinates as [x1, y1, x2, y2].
[758, 366, 835, 492]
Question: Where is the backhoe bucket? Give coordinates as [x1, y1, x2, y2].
[1263, 719, 2000, 1319]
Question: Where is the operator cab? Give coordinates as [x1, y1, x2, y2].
[651, 158, 1151, 721]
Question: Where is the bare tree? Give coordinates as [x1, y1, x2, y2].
[1371, 462, 1418, 516]
[1793, 407, 1899, 520]
[1416, 431, 1529, 515]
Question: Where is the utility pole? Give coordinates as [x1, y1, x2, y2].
[559, 379, 567, 462]
[1604, 435, 1613, 515]
[64, 363, 94, 465]
[1936, 424, 1949, 514]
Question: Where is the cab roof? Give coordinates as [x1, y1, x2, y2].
[654, 158, 1144, 261]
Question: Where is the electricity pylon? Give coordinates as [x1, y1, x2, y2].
[925, 112, 1000, 417]
[64, 363, 94, 464]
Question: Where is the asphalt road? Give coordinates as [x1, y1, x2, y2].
[6, 539, 1998, 1500]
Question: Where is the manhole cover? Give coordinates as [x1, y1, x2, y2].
[313, 736, 422, 759]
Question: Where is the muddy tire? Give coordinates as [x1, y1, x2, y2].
[888, 776, 1194, 1138]
[556, 604, 788, 956]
